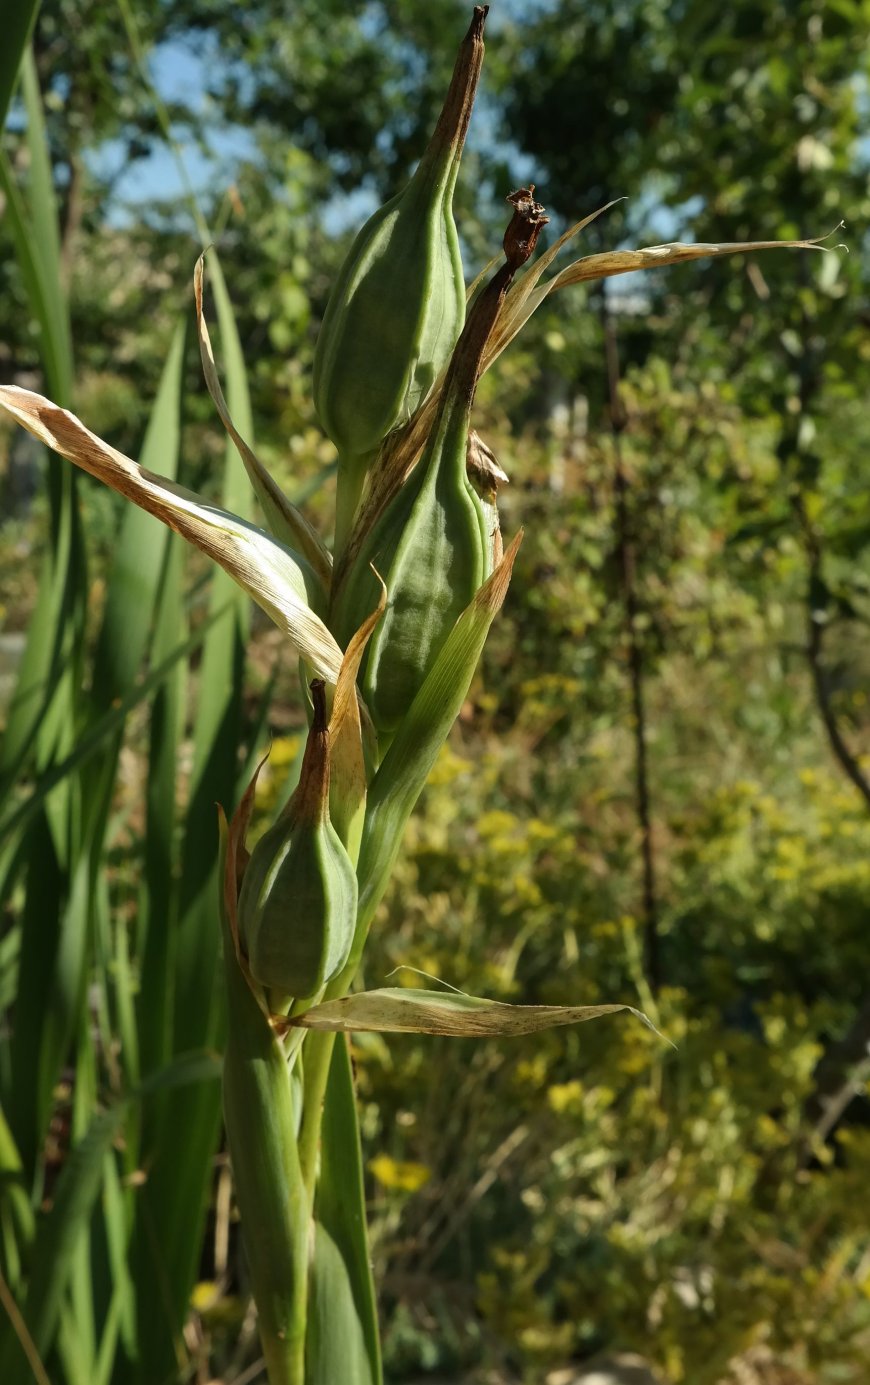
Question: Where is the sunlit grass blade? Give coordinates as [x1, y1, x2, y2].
[0, 61, 86, 1229]
[0, 615, 217, 849]
[0, 51, 72, 405]
[99, 1148, 136, 1366]
[195, 255, 332, 586]
[0, 49, 83, 793]
[0, 1107, 36, 1296]
[90, 322, 186, 709]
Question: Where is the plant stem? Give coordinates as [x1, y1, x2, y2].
[333, 456, 368, 565]
[298, 1031, 337, 1201]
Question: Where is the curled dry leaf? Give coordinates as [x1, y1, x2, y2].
[0, 385, 344, 683]
[549, 232, 838, 290]
[486, 228, 842, 371]
[485, 198, 623, 369]
[466, 431, 507, 567]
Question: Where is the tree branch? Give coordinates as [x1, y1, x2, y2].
[600, 290, 661, 994]
[795, 497, 870, 812]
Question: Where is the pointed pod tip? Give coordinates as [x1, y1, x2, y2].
[468, 5, 489, 41]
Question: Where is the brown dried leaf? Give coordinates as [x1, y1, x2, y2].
[328, 575, 386, 859]
[0, 384, 343, 682]
[549, 232, 837, 291]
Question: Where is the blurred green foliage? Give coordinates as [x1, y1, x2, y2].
[1, 0, 869, 1381]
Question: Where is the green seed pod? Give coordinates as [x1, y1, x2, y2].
[238, 681, 357, 1000]
[332, 188, 549, 740]
[313, 9, 488, 478]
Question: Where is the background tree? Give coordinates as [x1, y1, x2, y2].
[2, 1, 870, 1381]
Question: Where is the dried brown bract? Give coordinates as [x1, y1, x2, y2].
[503, 184, 550, 267]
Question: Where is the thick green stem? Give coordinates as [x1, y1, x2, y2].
[298, 1031, 337, 1202]
[332, 453, 369, 566]
[220, 827, 309, 1385]
[223, 1016, 308, 1384]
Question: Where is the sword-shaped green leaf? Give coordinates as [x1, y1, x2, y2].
[310, 1036, 381, 1385]
[195, 255, 332, 587]
[0, 1052, 220, 1383]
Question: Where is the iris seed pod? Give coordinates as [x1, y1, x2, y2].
[313, 9, 488, 480]
[332, 188, 549, 739]
[238, 681, 357, 1000]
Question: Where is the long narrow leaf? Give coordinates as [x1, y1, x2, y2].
[549, 233, 835, 290]
[0, 1, 41, 128]
[0, 615, 218, 848]
[91, 322, 186, 706]
[291, 988, 659, 1039]
[306, 1224, 374, 1385]
[0, 53, 83, 792]
[134, 244, 260, 1385]
[313, 1036, 382, 1384]
[195, 255, 332, 586]
[484, 230, 839, 371]
[136, 529, 188, 1079]
[0, 1052, 217, 1379]
[0, 1053, 220, 1382]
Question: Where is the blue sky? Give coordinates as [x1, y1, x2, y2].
[86, 7, 689, 250]
[88, 3, 554, 232]
[87, 37, 256, 227]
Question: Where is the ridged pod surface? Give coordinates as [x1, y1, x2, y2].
[332, 373, 489, 738]
[238, 682, 357, 1000]
[313, 9, 488, 468]
[332, 188, 549, 740]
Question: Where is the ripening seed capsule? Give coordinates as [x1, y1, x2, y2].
[312, 9, 488, 474]
[333, 382, 490, 739]
[238, 681, 357, 1000]
[331, 186, 549, 741]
